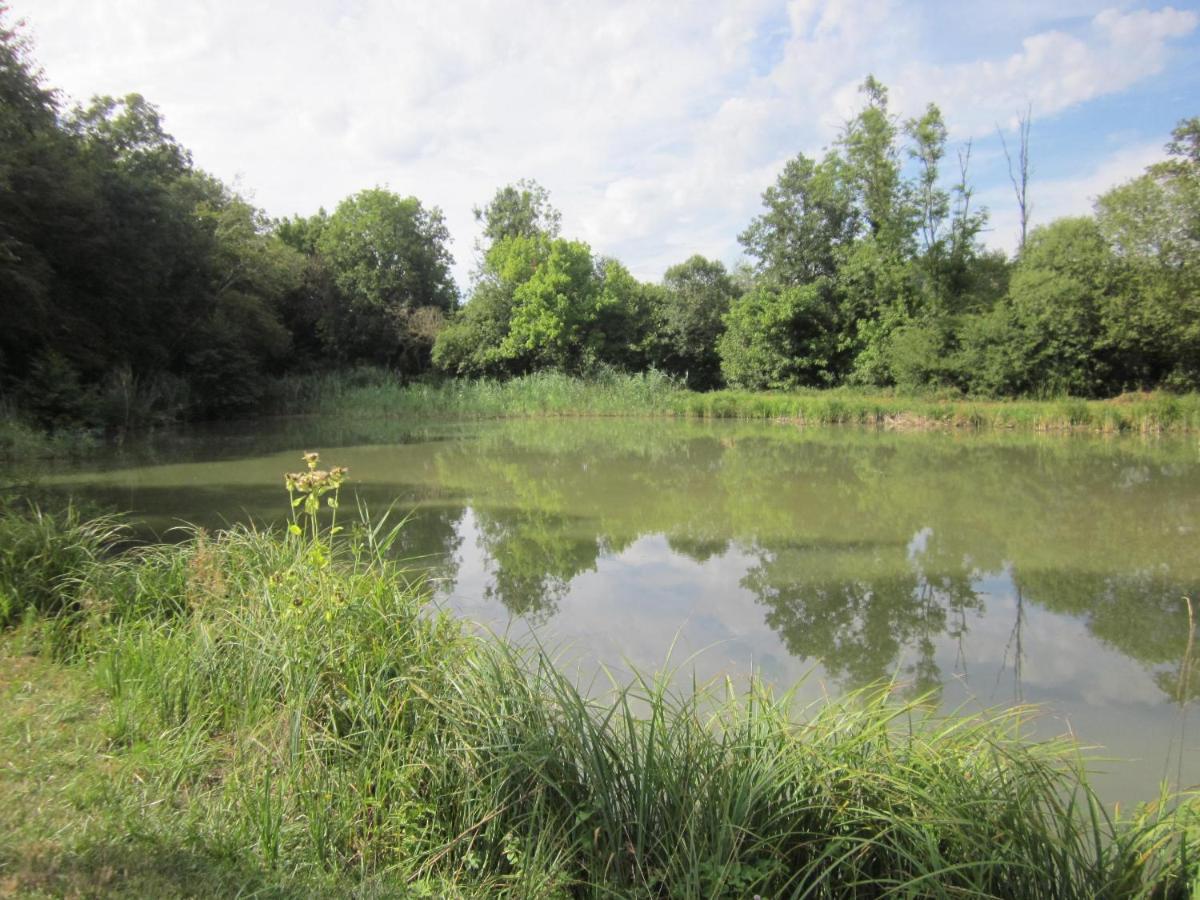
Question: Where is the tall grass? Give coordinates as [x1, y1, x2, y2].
[0, 501, 126, 628]
[267, 369, 1200, 434]
[2, 501, 1198, 896]
[267, 368, 686, 420]
[670, 387, 1200, 433]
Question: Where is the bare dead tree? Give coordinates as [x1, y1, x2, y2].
[997, 105, 1032, 253]
[951, 139, 975, 258]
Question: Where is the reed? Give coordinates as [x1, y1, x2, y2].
[268, 369, 1200, 434]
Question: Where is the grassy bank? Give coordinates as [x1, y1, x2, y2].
[269, 369, 1200, 434]
[1, 494, 1198, 897]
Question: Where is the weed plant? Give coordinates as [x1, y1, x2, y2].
[0, 474, 1198, 896]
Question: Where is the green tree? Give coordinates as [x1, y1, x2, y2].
[436, 215, 656, 377]
[431, 276, 519, 377]
[0, 7, 64, 380]
[836, 237, 919, 384]
[185, 179, 303, 413]
[739, 153, 857, 285]
[66, 93, 191, 179]
[959, 218, 1114, 396]
[473, 178, 561, 251]
[591, 256, 656, 372]
[839, 76, 913, 249]
[316, 188, 456, 369]
[500, 236, 598, 370]
[652, 255, 739, 388]
[905, 104, 950, 258]
[718, 282, 838, 389]
[1096, 117, 1200, 389]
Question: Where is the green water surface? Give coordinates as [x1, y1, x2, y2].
[28, 416, 1200, 807]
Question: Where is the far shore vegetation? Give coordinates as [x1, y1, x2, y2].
[271, 369, 1200, 434]
[11, 371, 1200, 461]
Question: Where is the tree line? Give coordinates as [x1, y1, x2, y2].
[436, 78, 1199, 399]
[2, 9, 1198, 432]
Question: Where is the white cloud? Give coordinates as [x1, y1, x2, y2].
[895, 6, 1199, 134]
[15, 1, 1198, 285]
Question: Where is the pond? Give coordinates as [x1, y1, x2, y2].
[28, 416, 1200, 808]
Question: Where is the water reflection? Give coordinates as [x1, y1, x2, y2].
[416, 421, 1198, 701]
[475, 508, 600, 622]
[742, 529, 983, 698]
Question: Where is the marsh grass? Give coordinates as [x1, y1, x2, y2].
[672, 388, 1200, 433]
[0, 498, 1198, 896]
[0, 501, 127, 629]
[268, 368, 685, 421]
[268, 369, 1200, 434]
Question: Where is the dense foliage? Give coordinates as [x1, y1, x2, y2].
[2, 8, 1198, 437]
[0, 9, 456, 428]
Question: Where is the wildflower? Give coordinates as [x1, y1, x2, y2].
[284, 451, 349, 545]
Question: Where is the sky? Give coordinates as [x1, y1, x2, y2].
[13, 0, 1200, 290]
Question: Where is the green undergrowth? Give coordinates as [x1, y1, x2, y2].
[0, 497, 1198, 897]
[270, 370, 1200, 434]
[0, 411, 100, 462]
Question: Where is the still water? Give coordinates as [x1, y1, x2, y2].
[30, 416, 1200, 807]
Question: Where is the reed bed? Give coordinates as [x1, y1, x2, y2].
[267, 368, 683, 420]
[268, 370, 1200, 434]
[1, 498, 1197, 897]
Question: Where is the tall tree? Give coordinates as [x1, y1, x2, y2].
[739, 153, 857, 286]
[905, 104, 950, 258]
[1095, 116, 1200, 389]
[653, 255, 739, 388]
[317, 188, 456, 369]
[0, 6, 63, 379]
[473, 178, 561, 254]
[839, 76, 910, 248]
